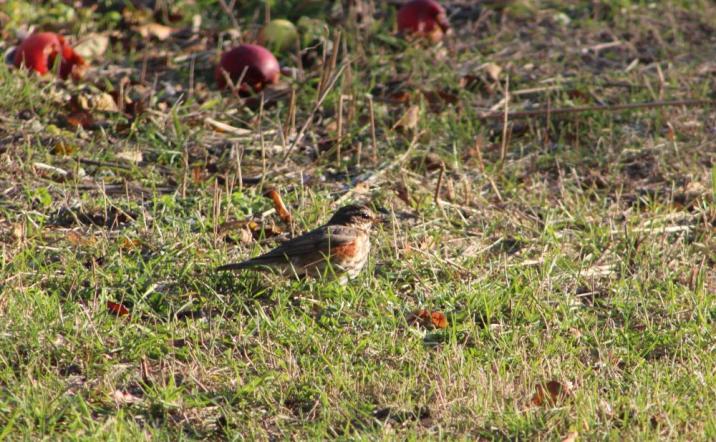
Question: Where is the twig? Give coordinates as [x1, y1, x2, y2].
[498, 75, 510, 173]
[368, 95, 378, 165]
[433, 165, 445, 205]
[477, 99, 714, 121]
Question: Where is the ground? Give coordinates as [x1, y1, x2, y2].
[0, 0, 715, 439]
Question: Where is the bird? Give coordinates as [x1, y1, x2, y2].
[216, 204, 378, 282]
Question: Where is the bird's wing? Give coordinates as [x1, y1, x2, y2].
[217, 225, 358, 270]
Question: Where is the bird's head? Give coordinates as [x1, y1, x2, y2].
[327, 204, 378, 229]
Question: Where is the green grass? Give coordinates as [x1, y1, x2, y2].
[1, 0, 715, 439]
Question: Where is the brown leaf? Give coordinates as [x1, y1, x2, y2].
[107, 301, 130, 317]
[561, 432, 578, 442]
[407, 309, 448, 329]
[393, 182, 411, 206]
[191, 166, 204, 184]
[217, 219, 283, 241]
[531, 380, 570, 406]
[12, 223, 24, 241]
[135, 23, 175, 40]
[78, 92, 119, 113]
[116, 150, 143, 164]
[389, 90, 411, 103]
[73, 33, 110, 59]
[392, 105, 420, 131]
[53, 141, 76, 155]
[665, 122, 676, 142]
[482, 62, 502, 81]
[67, 231, 95, 247]
[66, 110, 95, 129]
[430, 311, 448, 329]
[119, 238, 142, 251]
[264, 188, 292, 223]
[111, 389, 143, 404]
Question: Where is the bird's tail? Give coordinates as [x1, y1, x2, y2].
[215, 261, 258, 272]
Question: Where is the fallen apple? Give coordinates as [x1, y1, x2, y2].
[259, 19, 299, 52]
[215, 44, 280, 93]
[397, 0, 450, 43]
[13, 32, 86, 80]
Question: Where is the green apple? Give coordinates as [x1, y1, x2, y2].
[260, 19, 299, 52]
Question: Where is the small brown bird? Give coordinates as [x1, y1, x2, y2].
[217, 204, 377, 282]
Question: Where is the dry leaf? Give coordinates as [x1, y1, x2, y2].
[392, 105, 420, 131]
[53, 141, 76, 155]
[66, 110, 95, 129]
[67, 231, 95, 247]
[78, 92, 119, 113]
[264, 188, 292, 223]
[430, 311, 448, 329]
[107, 301, 130, 316]
[204, 117, 252, 135]
[531, 380, 571, 406]
[217, 219, 283, 241]
[561, 432, 578, 442]
[482, 62, 502, 81]
[135, 23, 174, 40]
[408, 309, 448, 329]
[665, 122, 676, 142]
[119, 238, 141, 251]
[12, 223, 24, 241]
[111, 389, 143, 404]
[394, 182, 411, 206]
[73, 33, 109, 59]
[191, 166, 204, 184]
[116, 150, 143, 163]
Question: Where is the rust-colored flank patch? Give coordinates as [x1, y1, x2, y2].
[331, 241, 358, 259]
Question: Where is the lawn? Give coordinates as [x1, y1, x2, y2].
[0, 0, 715, 439]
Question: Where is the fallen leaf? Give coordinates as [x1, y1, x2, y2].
[111, 389, 143, 404]
[107, 301, 130, 316]
[407, 309, 448, 329]
[78, 92, 119, 113]
[430, 311, 448, 329]
[561, 431, 578, 442]
[73, 33, 109, 59]
[264, 188, 292, 223]
[392, 105, 420, 131]
[531, 380, 570, 406]
[482, 62, 502, 81]
[119, 238, 141, 251]
[135, 23, 174, 40]
[67, 231, 95, 247]
[53, 141, 76, 155]
[65, 110, 95, 129]
[191, 166, 204, 184]
[12, 223, 24, 241]
[116, 150, 143, 163]
[217, 219, 283, 241]
[204, 117, 252, 135]
[393, 182, 412, 206]
[665, 122, 676, 142]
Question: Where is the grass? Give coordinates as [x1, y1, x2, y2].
[1, 0, 715, 439]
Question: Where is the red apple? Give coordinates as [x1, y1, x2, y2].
[13, 32, 86, 80]
[397, 0, 450, 43]
[215, 44, 280, 93]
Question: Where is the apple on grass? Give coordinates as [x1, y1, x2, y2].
[13, 32, 86, 80]
[215, 44, 280, 94]
[259, 19, 299, 52]
[397, 0, 450, 43]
